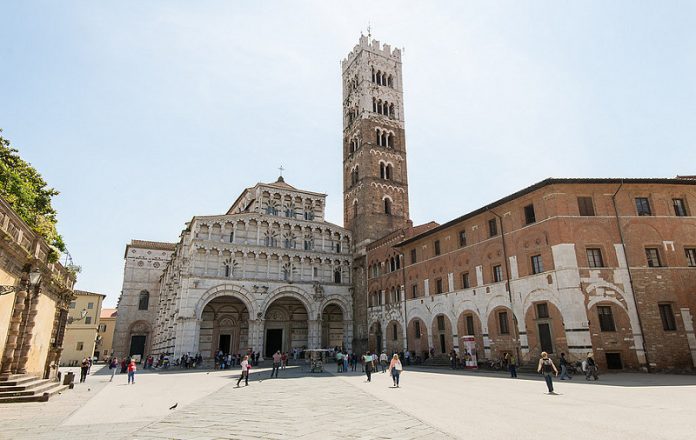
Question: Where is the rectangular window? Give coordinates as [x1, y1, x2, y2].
[524, 204, 536, 225]
[659, 303, 677, 331]
[459, 230, 467, 247]
[586, 248, 605, 268]
[313, 267, 319, 278]
[635, 197, 652, 216]
[488, 219, 498, 237]
[435, 278, 443, 294]
[434, 240, 441, 256]
[411, 284, 418, 298]
[437, 315, 445, 331]
[69, 301, 76, 309]
[493, 265, 503, 283]
[577, 196, 595, 216]
[531, 255, 544, 274]
[87, 302, 94, 309]
[462, 272, 470, 289]
[536, 303, 549, 319]
[645, 248, 662, 267]
[85, 316, 92, 325]
[99, 324, 107, 332]
[597, 305, 616, 332]
[410, 248, 417, 264]
[686, 248, 696, 267]
[415, 321, 421, 338]
[76, 342, 84, 351]
[498, 311, 509, 334]
[466, 315, 475, 336]
[673, 198, 688, 216]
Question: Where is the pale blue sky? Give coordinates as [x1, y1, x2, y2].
[2, 1, 694, 307]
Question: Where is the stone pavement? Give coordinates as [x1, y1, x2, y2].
[1, 364, 695, 439]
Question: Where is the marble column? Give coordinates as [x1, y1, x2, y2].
[0, 286, 28, 379]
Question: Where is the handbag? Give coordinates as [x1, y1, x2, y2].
[395, 361, 403, 371]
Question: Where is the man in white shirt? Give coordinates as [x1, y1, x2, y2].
[379, 352, 388, 373]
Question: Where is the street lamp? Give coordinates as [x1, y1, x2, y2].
[68, 309, 88, 324]
[0, 267, 42, 296]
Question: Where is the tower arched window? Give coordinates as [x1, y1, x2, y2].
[381, 131, 388, 147]
[334, 268, 342, 284]
[372, 97, 377, 113]
[138, 290, 150, 311]
[353, 200, 358, 218]
[386, 164, 393, 180]
[388, 75, 393, 88]
[384, 197, 392, 215]
[389, 104, 395, 118]
[376, 129, 382, 146]
[371, 67, 376, 83]
[387, 133, 393, 148]
[380, 162, 386, 179]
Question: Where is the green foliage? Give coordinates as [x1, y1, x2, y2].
[0, 130, 66, 252]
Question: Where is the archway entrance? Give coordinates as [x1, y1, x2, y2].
[369, 322, 383, 353]
[199, 296, 249, 359]
[264, 296, 308, 357]
[321, 304, 344, 349]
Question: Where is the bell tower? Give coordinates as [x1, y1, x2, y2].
[342, 35, 411, 252]
[342, 35, 411, 353]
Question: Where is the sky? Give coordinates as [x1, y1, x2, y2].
[1, 1, 695, 307]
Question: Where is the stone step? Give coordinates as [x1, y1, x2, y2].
[0, 383, 67, 404]
[0, 378, 52, 392]
[0, 381, 61, 398]
[0, 375, 38, 387]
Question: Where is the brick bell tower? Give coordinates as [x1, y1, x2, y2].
[342, 34, 411, 352]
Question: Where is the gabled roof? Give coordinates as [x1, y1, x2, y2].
[100, 308, 117, 319]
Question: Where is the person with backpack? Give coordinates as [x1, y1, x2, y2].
[363, 352, 374, 382]
[237, 355, 250, 387]
[537, 351, 558, 394]
[388, 354, 403, 387]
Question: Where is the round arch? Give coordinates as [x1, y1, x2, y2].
[261, 285, 314, 318]
[195, 284, 257, 320]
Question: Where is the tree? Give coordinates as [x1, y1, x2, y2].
[0, 130, 66, 258]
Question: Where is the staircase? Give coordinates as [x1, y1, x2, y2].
[0, 374, 67, 403]
[422, 354, 452, 367]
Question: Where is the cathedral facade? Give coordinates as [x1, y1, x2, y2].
[115, 179, 353, 361]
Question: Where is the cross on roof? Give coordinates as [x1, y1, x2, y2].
[278, 165, 285, 177]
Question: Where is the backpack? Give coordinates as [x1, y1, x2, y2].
[541, 358, 553, 373]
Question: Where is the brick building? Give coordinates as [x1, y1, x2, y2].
[364, 178, 696, 372]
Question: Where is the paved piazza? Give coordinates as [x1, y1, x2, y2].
[1, 365, 695, 440]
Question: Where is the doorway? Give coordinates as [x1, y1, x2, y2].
[538, 323, 553, 353]
[606, 352, 623, 369]
[265, 329, 283, 357]
[439, 334, 446, 354]
[129, 335, 146, 357]
[219, 334, 231, 354]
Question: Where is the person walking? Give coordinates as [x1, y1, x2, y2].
[559, 353, 572, 380]
[585, 352, 599, 381]
[508, 353, 518, 378]
[281, 352, 287, 370]
[271, 351, 282, 378]
[363, 352, 374, 382]
[237, 355, 250, 387]
[109, 357, 118, 382]
[79, 357, 90, 383]
[127, 359, 137, 384]
[537, 352, 558, 394]
[388, 354, 403, 387]
[380, 351, 388, 373]
[336, 351, 343, 372]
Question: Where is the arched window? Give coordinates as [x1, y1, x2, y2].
[389, 104, 395, 118]
[372, 97, 377, 112]
[388, 75, 393, 88]
[353, 200, 358, 218]
[381, 132, 388, 147]
[138, 291, 150, 311]
[386, 164, 392, 180]
[376, 129, 382, 146]
[334, 268, 342, 284]
[371, 67, 376, 83]
[384, 197, 392, 215]
[390, 257, 396, 272]
[380, 162, 386, 179]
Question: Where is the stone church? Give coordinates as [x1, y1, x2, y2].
[114, 34, 407, 361]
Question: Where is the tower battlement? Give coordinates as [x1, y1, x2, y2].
[341, 35, 402, 71]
